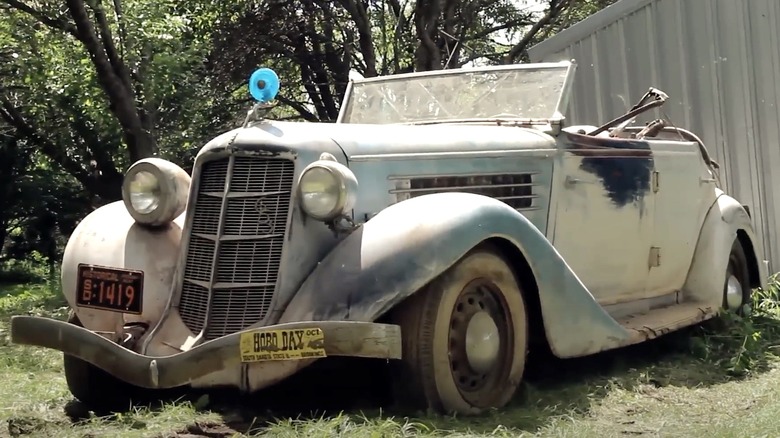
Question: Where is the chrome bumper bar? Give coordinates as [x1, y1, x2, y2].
[10, 316, 402, 389]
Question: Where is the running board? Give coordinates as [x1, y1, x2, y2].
[617, 302, 718, 345]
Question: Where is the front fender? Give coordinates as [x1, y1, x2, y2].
[61, 201, 183, 338]
[280, 192, 632, 358]
[683, 191, 769, 305]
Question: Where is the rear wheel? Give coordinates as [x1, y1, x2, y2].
[390, 244, 529, 415]
[63, 312, 145, 413]
[722, 239, 751, 315]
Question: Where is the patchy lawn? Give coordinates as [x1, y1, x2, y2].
[1, 278, 779, 437]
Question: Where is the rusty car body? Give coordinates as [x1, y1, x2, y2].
[10, 60, 770, 414]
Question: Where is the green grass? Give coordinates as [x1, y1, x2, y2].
[1, 276, 780, 437]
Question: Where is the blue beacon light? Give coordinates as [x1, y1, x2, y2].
[248, 68, 280, 104]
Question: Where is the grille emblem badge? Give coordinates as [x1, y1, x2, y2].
[254, 198, 275, 234]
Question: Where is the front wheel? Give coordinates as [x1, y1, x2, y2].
[389, 244, 529, 415]
[63, 312, 147, 413]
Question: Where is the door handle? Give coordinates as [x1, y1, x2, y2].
[565, 175, 593, 186]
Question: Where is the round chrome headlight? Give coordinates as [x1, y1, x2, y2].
[128, 170, 161, 214]
[298, 160, 358, 222]
[121, 158, 191, 226]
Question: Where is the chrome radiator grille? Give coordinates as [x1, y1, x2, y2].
[178, 155, 294, 340]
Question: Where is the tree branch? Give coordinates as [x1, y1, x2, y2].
[0, 0, 79, 38]
[469, 17, 535, 41]
[301, 8, 340, 119]
[503, 0, 571, 64]
[414, 0, 442, 70]
[111, 0, 128, 59]
[91, 0, 134, 93]
[386, 0, 401, 17]
[0, 93, 95, 192]
[58, 94, 122, 183]
[335, 0, 377, 77]
[276, 95, 319, 122]
[136, 41, 156, 133]
[65, 0, 154, 161]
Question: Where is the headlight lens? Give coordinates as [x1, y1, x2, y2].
[121, 158, 191, 226]
[128, 171, 161, 214]
[299, 167, 342, 219]
[298, 160, 358, 222]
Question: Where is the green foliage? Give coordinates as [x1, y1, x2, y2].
[0, 279, 66, 319]
[207, 0, 592, 122]
[0, 0, 249, 265]
[0, 0, 617, 268]
[688, 274, 780, 377]
[0, 251, 52, 284]
[542, 0, 619, 39]
[0, 0, 242, 197]
[0, 137, 90, 264]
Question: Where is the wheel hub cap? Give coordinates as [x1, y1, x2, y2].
[465, 311, 501, 374]
[448, 279, 513, 403]
[726, 274, 743, 310]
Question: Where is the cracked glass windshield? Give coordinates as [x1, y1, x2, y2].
[339, 63, 571, 124]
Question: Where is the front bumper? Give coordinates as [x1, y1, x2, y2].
[10, 316, 402, 389]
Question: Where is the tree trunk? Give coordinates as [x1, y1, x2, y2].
[66, 0, 156, 161]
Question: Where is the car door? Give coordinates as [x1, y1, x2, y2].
[548, 132, 654, 305]
[645, 138, 719, 298]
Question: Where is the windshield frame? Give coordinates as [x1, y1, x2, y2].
[336, 60, 576, 125]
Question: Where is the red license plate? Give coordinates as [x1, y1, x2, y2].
[75, 264, 144, 314]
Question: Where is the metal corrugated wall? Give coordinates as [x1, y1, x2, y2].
[530, 0, 780, 273]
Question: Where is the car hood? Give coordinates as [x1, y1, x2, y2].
[200, 120, 557, 162]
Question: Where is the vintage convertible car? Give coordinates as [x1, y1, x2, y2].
[10, 60, 769, 415]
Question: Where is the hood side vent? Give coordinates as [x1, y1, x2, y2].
[391, 173, 537, 210]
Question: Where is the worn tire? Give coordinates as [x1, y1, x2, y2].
[63, 312, 144, 412]
[722, 239, 751, 314]
[389, 243, 529, 415]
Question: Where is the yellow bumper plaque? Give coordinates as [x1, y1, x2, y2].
[239, 328, 326, 362]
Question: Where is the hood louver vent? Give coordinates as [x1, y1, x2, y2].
[391, 173, 537, 210]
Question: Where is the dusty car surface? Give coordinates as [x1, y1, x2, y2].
[10, 60, 770, 415]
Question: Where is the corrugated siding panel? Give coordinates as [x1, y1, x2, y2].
[532, 0, 780, 273]
[743, 0, 780, 274]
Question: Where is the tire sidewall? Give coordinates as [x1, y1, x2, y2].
[429, 250, 528, 414]
[724, 240, 751, 313]
[63, 311, 138, 411]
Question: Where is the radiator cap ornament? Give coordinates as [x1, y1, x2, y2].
[248, 68, 280, 104]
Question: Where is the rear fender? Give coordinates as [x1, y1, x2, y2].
[280, 192, 632, 358]
[60, 201, 183, 338]
[683, 192, 769, 305]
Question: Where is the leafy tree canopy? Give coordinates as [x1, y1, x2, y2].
[0, 0, 614, 263]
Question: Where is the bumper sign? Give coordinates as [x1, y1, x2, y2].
[239, 328, 327, 362]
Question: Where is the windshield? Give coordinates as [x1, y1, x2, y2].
[338, 61, 574, 125]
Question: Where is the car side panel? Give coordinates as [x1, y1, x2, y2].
[279, 192, 633, 359]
